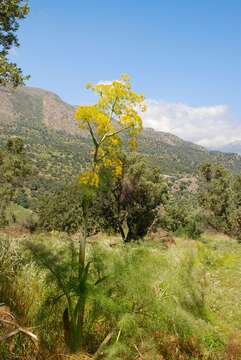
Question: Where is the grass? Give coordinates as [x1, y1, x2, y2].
[200, 233, 241, 335]
[1, 230, 241, 359]
[6, 203, 38, 224]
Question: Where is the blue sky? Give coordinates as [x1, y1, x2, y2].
[13, 0, 241, 147]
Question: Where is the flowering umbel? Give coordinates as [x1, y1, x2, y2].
[75, 74, 145, 186]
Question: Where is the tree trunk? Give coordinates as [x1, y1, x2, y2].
[118, 223, 126, 242]
[124, 225, 139, 242]
[124, 230, 133, 242]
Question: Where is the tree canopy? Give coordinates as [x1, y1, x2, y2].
[0, 0, 29, 86]
[0, 137, 32, 224]
[95, 154, 169, 241]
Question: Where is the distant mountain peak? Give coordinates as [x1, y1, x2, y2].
[214, 141, 241, 155]
[1, 85, 241, 176]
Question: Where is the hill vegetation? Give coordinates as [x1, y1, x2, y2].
[1, 86, 241, 192]
[1, 9, 241, 357]
[0, 0, 241, 360]
[1, 231, 241, 360]
[1, 78, 241, 359]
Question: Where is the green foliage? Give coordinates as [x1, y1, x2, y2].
[184, 216, 203, 239]
[139, 129, 241, 176]
[6, 203, 35, 225]
[96, 154, 169, 241]
[26, 182, 99, 352]
[2, 78, 241, 360]
[25, 234, 104, 352]
[2, 86, 241, 208]
[0, 235, 63, 358]
[0, 0, 30, 86]
[0, 236, 23, 294]
[1, 232, 241, 358]
[199, 163, 232, 231]
[38, 182, 97, 234]
[15, 189, 29, 208]
[6, 136, 25, 154]
[199, 163, 241, 239]
[122, 156, 169, 241]
[158, 192, 203, 239]
[77, 238, 228, 358]
[38, 152, 169, 243]
[0, 137, 32, 225]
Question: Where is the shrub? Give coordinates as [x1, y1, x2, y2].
[96, 155, 169, 242]
[159, 195, 204, 239]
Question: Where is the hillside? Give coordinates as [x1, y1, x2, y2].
[1, 85, 241, 188]
[215, 141, 241, 155]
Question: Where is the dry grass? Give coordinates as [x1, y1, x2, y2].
[1, 230, 241, 359]
[46, 354, 94, 360]
[222, 333, 241, 360]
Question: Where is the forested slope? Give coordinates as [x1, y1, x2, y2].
[0, 85, 241, 188]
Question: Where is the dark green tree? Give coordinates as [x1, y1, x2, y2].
[159, 193, 203, 239]
[199, 163, 232, 231]
[225, 175, 241, 240]
[38, 182, 98, 235]
[0, 137, 31, 225]
[0, 0, 30, 86]
[199, 163, 241, 240]
[97, 154, 169, 242]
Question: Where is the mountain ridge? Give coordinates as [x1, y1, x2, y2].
[0, 85, 207, 148]
[1, 85, 241, 185]
[214, 141, 241, 155]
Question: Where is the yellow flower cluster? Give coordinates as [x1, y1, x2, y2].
[112, 159, 123, 177]
[79, 171, 100, 187]
[75, 105, 111, 134]
[101, 157, 123, 177]
[79, 159, 122, 188]
[75, 74, 145, 187]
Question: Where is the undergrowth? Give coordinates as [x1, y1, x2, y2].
[0, 232, 241, 359]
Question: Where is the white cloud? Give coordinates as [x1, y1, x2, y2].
[97, 80, 123, 85]
[142, 100, 241, 148]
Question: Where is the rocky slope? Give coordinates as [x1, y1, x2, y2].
[1, 85, 241, 184]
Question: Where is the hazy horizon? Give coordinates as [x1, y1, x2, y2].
[10, 0, 241, 147]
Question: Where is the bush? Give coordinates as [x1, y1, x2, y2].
[96, 155, 169, 242]
[38, 182, 97, 234]
[15, 190, 29, 208]
[159, 195, 204, 239]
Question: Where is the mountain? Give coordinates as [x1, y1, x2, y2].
[1, 85, 241, 191]
[215, 141, 241, 155]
